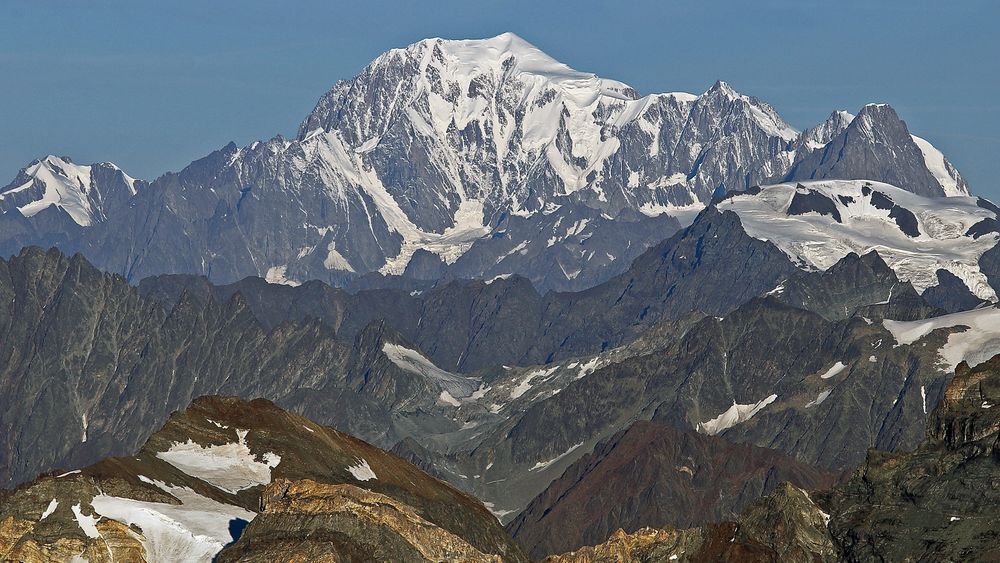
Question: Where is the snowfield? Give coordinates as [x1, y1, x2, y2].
[883, 306, 1000, 372]
[718, 180, 999, 300]
[155, 429, 280, 494]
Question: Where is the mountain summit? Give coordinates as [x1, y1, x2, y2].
[0, 34, 975, 290]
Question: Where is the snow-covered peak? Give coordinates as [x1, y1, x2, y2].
[2, 156, 95, 225]
[0, 155, 142, 227]
[718, 180, 998, 300]
[387, 32, 638, 104]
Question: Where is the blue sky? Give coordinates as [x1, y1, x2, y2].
[2, 1, 997, 198]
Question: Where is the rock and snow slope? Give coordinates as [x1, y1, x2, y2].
[0, 155, 141, 226]
[0, 33, 975, 292]
[717, 180, 999, 300]
[0, 396, 525, 562]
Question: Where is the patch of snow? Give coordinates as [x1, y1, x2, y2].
[529, 442, 584, 472]
[346, 458, 377, 481]
[883, 306, 1000, 372]
[323, 242, 355, 272]
[510, 366, 559, 399]
[40, 498, 58, 520]
[921, 385, 928, 414]
[911, 135, 968, 197]
[155, 429, 281, 494]
[72, 503, 101, 539]
[57, 470, 81, 478]
[382, 342, 480, 399]
[92, 477, 255, 562]
[696, 394, 778, 435]
[805, 389, 832, 408]
[438, 390, 462, 407]
[575, 357, 601, 380]
[820, 362, 847, 379]
[265, 265, 300, 286]
[483, 501, 517, 521]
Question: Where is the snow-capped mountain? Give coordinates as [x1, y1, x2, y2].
[717, 180, 998, 299]
[0, 33, 975, 290]
[0, 155, 141, 226]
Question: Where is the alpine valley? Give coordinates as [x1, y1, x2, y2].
[4, 32, 1000, 563]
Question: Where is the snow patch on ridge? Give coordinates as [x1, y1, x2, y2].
[91, 476, 255, 562]
[883, 306, 1000, 372]
[911, 135, 968, 197]
[820, 362, 847, 380]
[346, 458, 377, 481]
[155, 429, 281, 494]
[382, 342, 480, 399]
[529, 442, 583, 472]
[696, 394, 778, 435]
[40, 498, 58, 521]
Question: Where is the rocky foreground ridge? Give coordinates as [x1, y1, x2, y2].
[0, 396, 525, 562]
[548, 352, 1000, 562]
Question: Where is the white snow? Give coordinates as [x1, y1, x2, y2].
[91, 476, 255, 562]
[57, 470, 81, 478]
[883, 306, 1000, 372]
[382, 342, 480, 399]
[575, 357, 601, 380]
[483, 501, 517, 521]
[529, 442, 583, 472]
[72, 503, 101, 539]
[155, 429, 281, 494]
[346, 458, 377, 481]
[40, 498, 58, 520]
[264, 265, 300, 286]
[820, 362, 847, 380]
[805, 389, 832, 408]
[81, 413, 88, 443]
[323, 242, 355, 272]
[696, 394, 778, 435]
[510, 366, 559, 400]
[717, 180, 999, 300]
[921, 385, 928, 414]
[3, 156, 97, 226]
[438, 390, 462, 407]
[911, 135, 968, 197]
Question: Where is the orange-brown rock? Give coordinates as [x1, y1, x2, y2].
[218, 478, 502, 562]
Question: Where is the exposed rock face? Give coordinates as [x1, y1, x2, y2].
[548, 353, 1000, 562]
[823, 353, 1000, 561]
[784, 104, 969, 197]
[4, 239, 988, 533]
[217, 479, 503, 562]
[0, 396, 526, 562]
[508, 421, 841, 559]
[545, 484, 836, 562]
